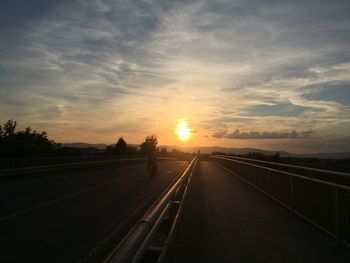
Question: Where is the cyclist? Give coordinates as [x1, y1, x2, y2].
[147, 151, 157, 176]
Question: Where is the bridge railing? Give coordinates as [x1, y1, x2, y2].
[0, 156, 178, 170]
[0, 155, 121, 169]
[0, 157, 176, 178]
[103, 155, 199, 263]
[210, 155, 350, 248]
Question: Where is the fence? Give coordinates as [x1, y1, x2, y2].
[0, 155, 148, 170]
[210, 155, 350, 248]
[0, 157, 177, 178]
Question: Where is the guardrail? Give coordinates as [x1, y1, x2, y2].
[211, 155, 350, 248]
[0, 156, 123, 169]
[0, 157, 176, 178]
[212, 155, 350, 185]
[104, 155, 199, 263]
[0, 156, 179, 170]
[0, 158, 144, 178]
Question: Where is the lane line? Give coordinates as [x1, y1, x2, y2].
[0, 173, 137, 222]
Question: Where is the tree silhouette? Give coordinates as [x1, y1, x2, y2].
[115, 137, 127, 154]
[127, 145, 138, 155]
[2, 119, 17, 137]
[0, 119, 56, 158]
[105, 137, 135, 155]
[160, 147, 167, 156]
[140, 135, 158, 155]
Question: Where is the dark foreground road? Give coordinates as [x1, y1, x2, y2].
[172, 161, 350, 263]
[0, 160, 187, 263]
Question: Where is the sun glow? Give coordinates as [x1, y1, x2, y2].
[176, 120, 191, 142]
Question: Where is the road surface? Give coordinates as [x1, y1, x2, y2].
[172, 161, 350, 263]
[0, 160, 187, 263]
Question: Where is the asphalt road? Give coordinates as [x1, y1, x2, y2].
[0, 160, 187, 263]
[172, 161, 350, 263]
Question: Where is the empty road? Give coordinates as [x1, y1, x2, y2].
[173, 161, 350, 263]
[0, 160, 187, 263]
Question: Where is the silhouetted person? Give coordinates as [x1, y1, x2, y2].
[140, 135, 158, 176]
[147, 150, 157, 176]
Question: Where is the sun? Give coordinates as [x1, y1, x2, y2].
[176, 120, 191, 141]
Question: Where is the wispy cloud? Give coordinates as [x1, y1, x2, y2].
[0, 0, 350, 152]
[212, 129, 314, 139]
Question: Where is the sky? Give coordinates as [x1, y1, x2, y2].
[1, 0, 350, 153]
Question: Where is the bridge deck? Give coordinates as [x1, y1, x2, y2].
[172, 161, 350, 263]
[0, 161, 187, 263]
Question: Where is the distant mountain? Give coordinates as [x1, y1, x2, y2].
[180, 146, 291, 156]
[165, 145, 350, 159]
[297, 152, 350, 159]
[61, 143, 107, 150]
[61, 143, 350, 159]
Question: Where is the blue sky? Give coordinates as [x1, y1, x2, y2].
[1, 0, 350, 153]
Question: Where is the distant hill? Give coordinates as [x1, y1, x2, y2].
[166, 146, 350, 159]
[159, 145, 290, 156]
[61, 143, 107, 150]
[297, 152, 350, 159]
[184, 146, 290, 156]
[61, 143, 350, 159]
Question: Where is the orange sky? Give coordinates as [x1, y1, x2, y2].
[1, 1, 350, 153]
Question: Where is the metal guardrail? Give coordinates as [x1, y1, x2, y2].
[0, 156, 177, 170]
[0, 156, 122, 169]
[219, 156, 350, 177]
[211, 155, 350, 248]
[0, 158, 144, 178]
[104, 155, 199, 263]
[0, 157, 176, 178]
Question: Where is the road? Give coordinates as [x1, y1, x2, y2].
[0, 160, 187, 263]
[172, 161, 350, 263]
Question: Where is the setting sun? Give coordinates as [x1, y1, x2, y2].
[176, 120, 191, 142]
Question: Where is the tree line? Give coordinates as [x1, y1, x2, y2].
[0, 119, 187, 158]
[0, 120, 57, 158]
[105, 135, 187, 157]
[105, 135, 159, 155]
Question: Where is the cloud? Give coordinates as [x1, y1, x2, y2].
[244, 102, 317, 117]
[212, 129, 314, 139]
[0, 0, 350, 149]
[302, 80, 350, 106]
[212, 130, 228, 139]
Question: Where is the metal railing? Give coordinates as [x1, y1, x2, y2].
[104, 155, 199, 263]
[0, 157, 176, 178]
[0, 158, 144, 178]
[212, 155, 350, 185]
[0, 156, 121, 169]
[0, 156, 177, 170]
[211, 155, 350, 248]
